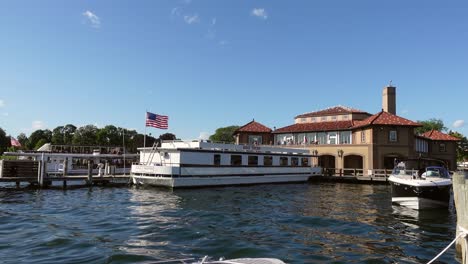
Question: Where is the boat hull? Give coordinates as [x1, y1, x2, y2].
[131, 165, 321, 188]
[132, 174, 314, 188]
[390, 180, 451, 210]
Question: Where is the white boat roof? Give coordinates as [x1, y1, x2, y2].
[3, 152, 138, 159]
[139, 140, 312, 155]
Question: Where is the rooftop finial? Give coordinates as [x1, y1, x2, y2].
[389, 80, 393, 87]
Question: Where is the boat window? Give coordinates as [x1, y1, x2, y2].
[248, 156, 258, 166]
[214, 154, 221, 166]
[280, 157, 288, 166]
[264, 156, 273, 166]
[291, 157, 299, 167]
[231, 155, 242, 166]
[302, 157, 309, 167]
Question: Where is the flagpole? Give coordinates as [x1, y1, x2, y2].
[144, 111, 147, 148]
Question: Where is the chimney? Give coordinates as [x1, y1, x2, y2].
[382, 85, 396, 115]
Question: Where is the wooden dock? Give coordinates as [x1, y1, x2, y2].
[0, 159, 131, 188]
[320, 168, 390, 183]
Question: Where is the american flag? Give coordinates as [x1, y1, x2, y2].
[146, 112, 169, 129]
[10, 137, 21, 147]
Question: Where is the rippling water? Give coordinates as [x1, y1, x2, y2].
[0, 182, 458, 263]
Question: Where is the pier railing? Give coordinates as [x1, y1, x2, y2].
[323, 168, 392, 181]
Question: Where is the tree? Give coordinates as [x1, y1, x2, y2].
[72, 125, 98, 146]
[449, 131, 468, 162]
[415, 118, 447, 135]
[159, 133, 176, 141]
[0, 127, 8, 155]
[209, 125, 240, 143]
[51, 126, 65, 145]
[96, 125, 121, 146]
[27, 129, 52, 150]
[129, 133, 157, 151]
[17, 133, 28, 148]
[63, 124, 77, 145]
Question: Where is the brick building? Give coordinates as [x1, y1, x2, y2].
[235, 85, 460, 171]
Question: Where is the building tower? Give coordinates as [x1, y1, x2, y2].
[382, 85, 396, 115]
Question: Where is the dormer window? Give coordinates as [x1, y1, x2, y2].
[321, 116, 327, 121]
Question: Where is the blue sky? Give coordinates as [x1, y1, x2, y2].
[1, 0, 467, 139]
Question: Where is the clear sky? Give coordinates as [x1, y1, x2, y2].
[1, 1, 467, 139]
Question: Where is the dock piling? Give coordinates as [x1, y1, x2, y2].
[453, 170, 468, 264]
[87, 159, 93, 186]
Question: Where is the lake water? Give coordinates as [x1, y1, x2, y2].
[0, 182, 459, 263]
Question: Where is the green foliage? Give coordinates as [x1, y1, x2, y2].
[17, 133, 28, 148]
[72, 125, 98, 146]
[209, 125, 240, 143]
[96, 125, 121, 146]
[449, 131, 468, 162]
[27, 129, 52, 150]
[415, 118, 447, 135]
[51, 125, 76, 145]
[159, 133, 176, 141]
[0, 127, 8, 155]
[6, 124, 168, 153]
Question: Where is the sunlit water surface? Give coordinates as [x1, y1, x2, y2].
[0, 182, 458, 263]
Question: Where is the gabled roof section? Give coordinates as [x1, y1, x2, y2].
[420, 130, 460, 141]
[234, 120, 272, 134]
[295, 105, 370, 119]
[352, 110, 421, 128]
[273, 121, 354, 134]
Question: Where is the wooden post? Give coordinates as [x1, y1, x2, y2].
[104, 160, 109, 176]
[63, 158, 68, 177]
[63, 180, 67, 189]
[453, 171, 468, 264]
[87, 159, 93, 186]
[38, 160, 45, 187]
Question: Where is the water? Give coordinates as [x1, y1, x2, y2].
[0, 182, 459, 263]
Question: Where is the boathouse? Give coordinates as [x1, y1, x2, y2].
[235, 85, 460, 172]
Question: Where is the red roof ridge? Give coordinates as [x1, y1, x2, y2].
[420, 129, 460, 141]
[234, 120, 272, 133]
[273, 120, 354, 133]
[352, 110, 420, 129]
[295, 105, 369, 119]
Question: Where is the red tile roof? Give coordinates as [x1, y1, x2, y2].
[295, 105, 370, 119]
[235, 120, 272, 133]
[352, 111, 421, 128]
[273, 121, 354, 133]
[420, 130, 460, 141]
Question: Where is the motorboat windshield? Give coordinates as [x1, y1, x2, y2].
[392, 159, 449, 178]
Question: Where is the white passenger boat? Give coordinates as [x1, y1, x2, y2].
[131, 140, 321, 188]
[388, 158, 452, 210]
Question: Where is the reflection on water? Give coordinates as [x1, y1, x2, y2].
[0, 183, 459, 264]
